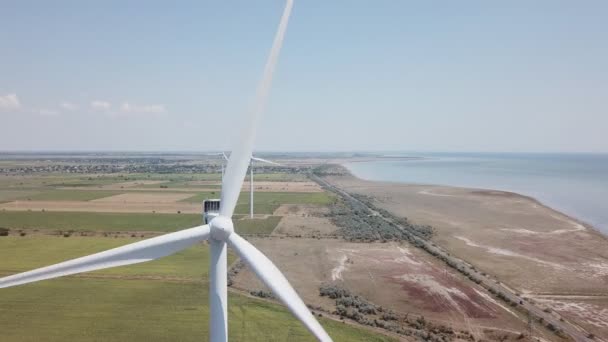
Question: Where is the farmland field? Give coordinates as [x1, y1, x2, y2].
[0, 168, 399, 340]
[184, 192, 335, 215]
[0, 190, 41, 203]
[0, 211, 201, 232]
[27, 189, 121, 201]
[0, 278, 394, 342]
[0, 235, 230, 279]
[0, 235, 395, 342]
[234, 216, 283, 235]
[0, 212, 283, 235]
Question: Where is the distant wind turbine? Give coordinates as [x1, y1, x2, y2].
[248, 155, 281, 218]
[215, 152, 281, 218]
[0, 1, 332, 341]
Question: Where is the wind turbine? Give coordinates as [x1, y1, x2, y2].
[0, 1, 332, 341]
[203, 152, 229, 180]
[216, 153, 280, 218]
[248, 155, 280, 218]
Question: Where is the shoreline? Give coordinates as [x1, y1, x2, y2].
[329, 163, 608, 337]
[340, 162, 606, 237]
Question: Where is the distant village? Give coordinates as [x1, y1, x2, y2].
[0, 157, 288, 175]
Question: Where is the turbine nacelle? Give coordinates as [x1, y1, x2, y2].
[209, 216, 234, 241]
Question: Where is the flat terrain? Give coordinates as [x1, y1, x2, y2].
[0, 199, 202, 213]
[0, 235, 394, 342]
[0, 211, 282, 236]
[0, 192, 332, 216]
[243, 181, 324, 192]
[272, 204, 339, 238]
[0, 170, 399, 340]
[231, 237, 529, 339]
[0, 211, 201, 232]
[327, 174, 608, 338]
[0, 278, 394, 342]
[1, 164, 574, 340]
[92, 192, 195, 203]
[0, 235, 227, 279]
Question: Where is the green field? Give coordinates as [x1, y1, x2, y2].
[141, 181, 223, 189]
[0, 278, 394, 342]
[183, 192, 335, 215]
[0, 175, 76, 188]
[0, 211, 201, 232]
[7, 175, 126, 188]
[234, 216, 282, 235]
[0, 236, 394, 342]
[47, 179, 125, 187]
[0, 212, 284, 235]
[0, 236, 231, 279]
[0, 172, 309, 194]
[0, 190, 41, 203]
[0, 173, 394, 340]
[26, 189, 121, 201]
[245, 173, 309, 182]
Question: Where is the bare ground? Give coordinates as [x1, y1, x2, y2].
[325, 174, 608, 338]
[531, 295, 608, 341]
[231, 238, 529, 337]
[271, 204, 338, 237]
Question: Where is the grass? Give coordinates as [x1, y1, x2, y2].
[0, 235, 230, 279]
[244, 173, 309, 182]
[183, 192, 335, 215]
[140, 181, 222, 189]
[0, 190, 41, 203]
[0, 176, 76, 190]
[0, 175, 127, 191]
[0, 235, 395, 341]
[0, 211, 201, 232]
[0, 278, 394, 342]
[45, 175, 142, 186]
[136, 172, 307, 182]
[180, 192, 221, 202]
[132, 173, 223, 182]
[26, 190, 122, 201]
[0, 212, 283, 236]
[234, 216, 282, 235]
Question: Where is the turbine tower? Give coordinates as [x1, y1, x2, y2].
[204, 152, 228, 180]
[216, 152, 280, 218]
[0, 1, 331, 341]
[249, 155, 280, 218]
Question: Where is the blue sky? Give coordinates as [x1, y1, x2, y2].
[1, 1, 607, 153]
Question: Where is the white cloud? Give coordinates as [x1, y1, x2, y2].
[0, 93, 21, 111]
[119, 102, 166, 114]
[91, 100, 111, 110]
[38, 109, 60, 116]
[60, 102, 78, 111]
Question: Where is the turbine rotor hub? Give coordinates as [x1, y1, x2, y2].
[209, 216, 234, 241]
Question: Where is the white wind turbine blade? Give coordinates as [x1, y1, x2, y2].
[251, 156, 281, 166]
[222, 152, 229, 161]
[0, 225, 210, 289]
[227, 233, 332, 342]
[220, 0, 294, 218]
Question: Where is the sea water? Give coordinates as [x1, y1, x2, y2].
[345, 153, 608, 234]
